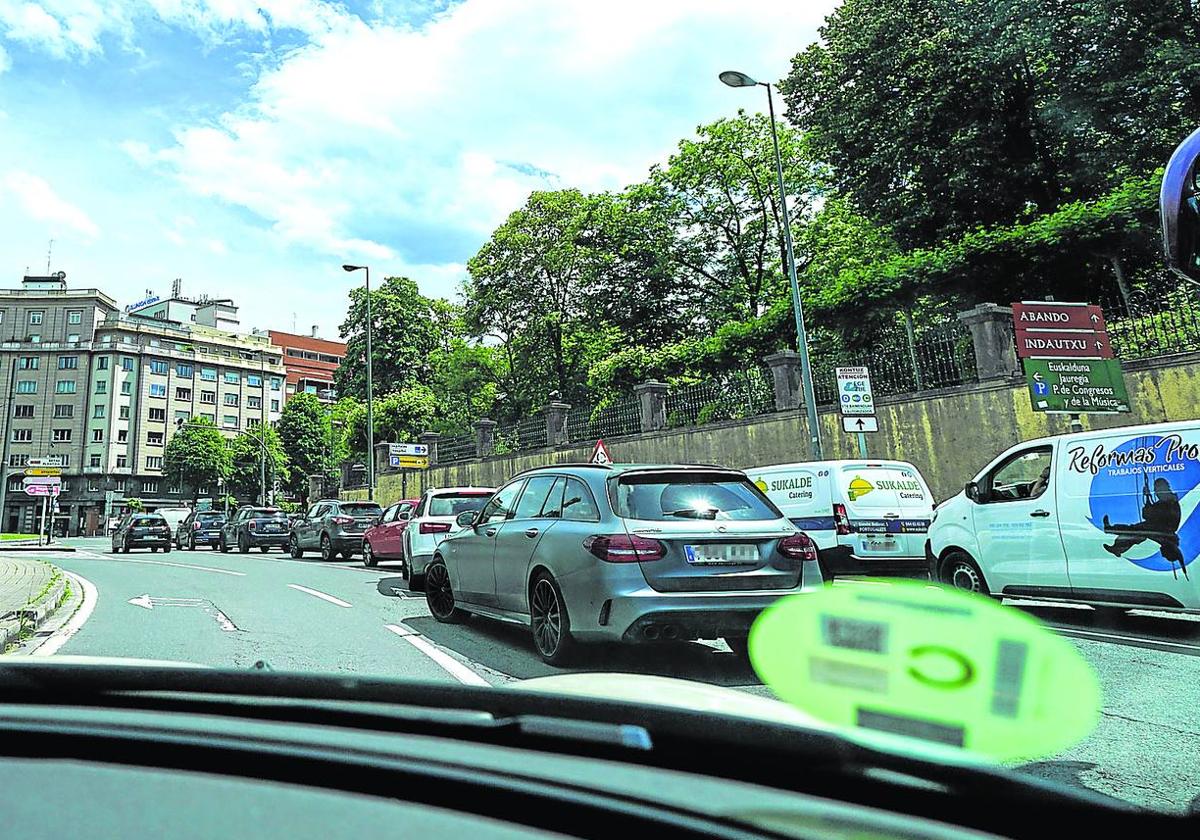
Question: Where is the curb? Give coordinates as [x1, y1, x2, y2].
[0, 544, 76, 552]
[0, 567, 70, 651]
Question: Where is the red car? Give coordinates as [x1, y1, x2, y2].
[362, 498, 419, 568]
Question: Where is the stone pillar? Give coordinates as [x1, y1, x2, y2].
[957, 303, 1020, 381]
[543, 401, 571, 447]
[764, 350, 802, 411]
[307, 474, 324, 502]
[419, 431, 441, 465]
[475, 419, 497, 458]
[633, 381, 669, 432]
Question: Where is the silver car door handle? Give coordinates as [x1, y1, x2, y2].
[485, 528, 498, 537]
[1030, 510, 1051, 518]
[524, 528, 539, 538]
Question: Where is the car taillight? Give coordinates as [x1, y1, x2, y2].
[778, 532, 818, 562]
[193, 521, 201, 530]
[420, 521, 452, 534]
[248, 520, 256, 531]
[583, 534, 666, 563]
[332, 515, 354, 525]
[833, 503, 851, 536]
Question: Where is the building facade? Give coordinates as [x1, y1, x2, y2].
[268, 329, 345, 403]
[0, 275, 285, 535]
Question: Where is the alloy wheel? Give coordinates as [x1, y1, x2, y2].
[531, 579, 562, 657]
[425, 562, 460, 621]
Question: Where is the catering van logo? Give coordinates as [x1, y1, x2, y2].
[754, 478, 769, 494]
[847, 476, 874, 501]
[1072, 434, 1200, 576]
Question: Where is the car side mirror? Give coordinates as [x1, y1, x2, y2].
[398, 510, 411, 521]
[965, 481, 986, 503]
[455, 511, 477, 528]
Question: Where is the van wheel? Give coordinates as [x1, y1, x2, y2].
[941, 550, 990, 596]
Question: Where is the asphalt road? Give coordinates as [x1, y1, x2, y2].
[6, 536, 1200, 813]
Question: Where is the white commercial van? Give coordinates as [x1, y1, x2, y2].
[747, 460, 936, 579]
[928, 419, 1200, 612]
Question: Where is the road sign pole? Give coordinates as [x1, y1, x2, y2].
[401, 469, 408, 500]
[39, 494, 47, 546]
[856, 432, 868, 458]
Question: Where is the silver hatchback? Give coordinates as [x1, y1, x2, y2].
[427, 464, 823, 664]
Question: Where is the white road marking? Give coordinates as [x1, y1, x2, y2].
[385, 624, 490, 686]
[287, 584, 352, 608]
[72, 553, 247, 576]
[1053, 626, 1200, 652]
[32, 569, 97, 657]
[127, 595, 206, 610]
[212, 609, 237, 632]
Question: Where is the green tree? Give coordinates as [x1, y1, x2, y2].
[226, 425, 290, 504]
[345, 386, 438, 456]
[163, 418, 231, 500]
[276, 393, 330, 502]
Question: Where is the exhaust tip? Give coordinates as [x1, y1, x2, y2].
[643, 624, 661, 640]
[661, 624, 679, 640]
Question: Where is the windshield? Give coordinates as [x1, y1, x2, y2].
[428, 494, 492, 517]
[3, 0, 1196, 821]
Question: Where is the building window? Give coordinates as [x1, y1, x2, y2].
[119, 406, 130, 420]
[200, 367, 217, 381]
[16, 380, 37, 394]
[222, 415, 238, 428]
[68, 310, 82, 325]
[142, 480, 159, 494]
[58, 355, 78, 369]
[147, 432, 164, 447]
[53, 404, 73, 418]
[13, 404, 33, 418]
[304, 384, 317, 394]
[29, 310, 43, 325]
[98, 356, 109, 370]
[174, 410, 190, 422]
[27, 334, 41, 344]
[120, 380, 132, 395]
[270, 377, 282, 390]
[175, 387, 191, 400]
[18, 356, 38, 369]
[177, 363, 193, 377]
[11, 429, 32, 442]
[88, 478, 101, 491]
[247, 374, 262, 387]
[115, 477, 126, 490]
[149, 383, 167, 397]
[7, 478, 21, 492]
[92, 428, 104, 442]
[89, 454, 102, 468]
[270, 399, 280, 412]
[95, 380, 107, 394]
[224, 371, 240, 384]
[150, 360, 168, 375]
[200, 390, 216, 404]
[247, 395, 262, 409]
[248, 418, 261, 428]
[146, 456, 163, 470]
[8, 454, 29, 467]
[55, 380, 76, 394]
[224, 393, 239, 407]
[67, 333, 80, 343]
[52, 428, 71, 442]
[201, 412, 215, 423]
[116, 455, 127, 468]
[121, 357, 134, 371]
[149, 408, 166, 422]
[47, 454, 68, 467]
[94, 405, 105, 419]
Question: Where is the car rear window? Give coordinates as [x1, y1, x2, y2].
[342, 503, 382, 516]
[197, 513, 224, 522]
[429, 493, 492, 517]
[250, 508, 289, 519]
[133, 516, 165, 527]
[612, 472, 783, 521]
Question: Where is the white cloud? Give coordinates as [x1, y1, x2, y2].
[2, 169, 99, 239]
[0, 42, 10, 73]
[134, 0, 831, 297]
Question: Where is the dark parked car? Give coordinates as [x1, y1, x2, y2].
[219, 506, 291, 553]
[289, 499, 383, 561]
[110, 513, 173, 553]
[176, 510, 228, 550]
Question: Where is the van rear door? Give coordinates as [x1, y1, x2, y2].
[835, 462, 934, 562]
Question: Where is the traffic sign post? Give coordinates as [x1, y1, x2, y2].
[388, 443, 428, 457]
[590, 440, 612, 465]
[24, 466, 62, 477]
[1023, 358, 1131, 414]
[836, 366, 875, 457]
[388, 454, 429, 469]
[841, 416, 878, 434]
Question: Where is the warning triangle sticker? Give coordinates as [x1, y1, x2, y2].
[590, 439, 612, 464]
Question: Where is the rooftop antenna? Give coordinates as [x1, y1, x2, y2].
[292, 312, 297, 332]
[45, 240, 54, 274]
[171, 278, 181, 298]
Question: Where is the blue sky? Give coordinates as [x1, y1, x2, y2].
[0, 1, 833, 338]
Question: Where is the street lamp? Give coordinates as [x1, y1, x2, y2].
[342, 264, 375, 500]
[719, 69, 823, 459]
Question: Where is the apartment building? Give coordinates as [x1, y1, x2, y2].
[268, 328, 345, 403]
[0, 274, 285, 535]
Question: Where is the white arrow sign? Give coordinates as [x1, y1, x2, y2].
[127, 594, 205, 610]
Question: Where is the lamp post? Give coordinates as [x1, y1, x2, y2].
[341, 265, 374, 500]
[719, 70, 823, 459]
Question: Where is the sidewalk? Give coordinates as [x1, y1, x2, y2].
[0, 557, 68, 651]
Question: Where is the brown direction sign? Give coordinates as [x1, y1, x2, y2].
[1012, 301, 1106, 332]
[1014, 328, 1114, 359]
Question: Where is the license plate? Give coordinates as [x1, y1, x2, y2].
[684, 544, 759, 565]
[862, 538, 899, 553]
[263, 525, 280, 532]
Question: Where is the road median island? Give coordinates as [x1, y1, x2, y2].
[0, 558, 70, 652]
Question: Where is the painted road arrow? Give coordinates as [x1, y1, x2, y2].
[126, 594, 237, 630]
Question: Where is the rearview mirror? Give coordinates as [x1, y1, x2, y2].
[398, 510, 411, 521]
[455, 511, 477, 528]
[965, 480, 986, 503]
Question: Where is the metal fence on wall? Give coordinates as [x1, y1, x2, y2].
[566, 397, 642, 443]
[437, 433, 477, 464]
[1098, 276, 1200, 361]
[665, 367, 775, 428]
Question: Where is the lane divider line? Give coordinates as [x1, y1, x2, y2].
[385, 624, 491, 686]
[287, 584, 352, 608]
[1053, 626, 1200, 652]
[70, 553, 246, 577]
[32, 569, 98, 657]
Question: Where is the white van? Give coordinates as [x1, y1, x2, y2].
[747, 460, 935, 578]
[928, 420, 1200, 612]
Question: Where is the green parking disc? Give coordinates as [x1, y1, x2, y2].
[748, 581, 1101, 763]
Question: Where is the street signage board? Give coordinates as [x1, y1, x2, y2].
[1012, 301, 1106, 332]
[23, 483, 60, 497]
[22, 476, 62, 487]
[836, 366, 875, 415]
[26, 458, 47, 467]
[389, 454, 430, 469]
[388, 443, 428, 457]
[24, 466, 62, 477]
[841, 416, 878, 434]
[1014, 328, 1114, 359]
[590, 439, 612, 465]
[1023, 358, 1131, 414]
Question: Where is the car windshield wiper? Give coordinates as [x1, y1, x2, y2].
[663, 508, 719, 519]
